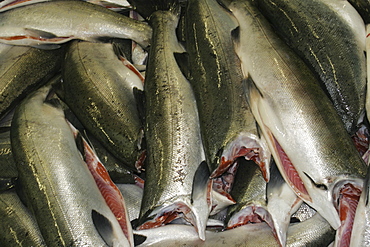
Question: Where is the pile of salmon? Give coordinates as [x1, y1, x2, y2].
[1, 0, 370, 246]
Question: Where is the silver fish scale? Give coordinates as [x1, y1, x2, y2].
[140, 10, 205, 220]
[62, 41, 143, 171]
[0, 190, 46, 246]
[255, 0, 366, 135]
[229, 0, 366, 231]
[291, 203, 316, 223]
[11, 86, 127, 246]
[185, 0, 259, 172]
[0, 43, 64, 118]
[0, 0, 152, 48]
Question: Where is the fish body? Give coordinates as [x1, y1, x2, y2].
[137, 4, 208, 240]
[0, 0, 151, 48]
[255, 0, 366, 135]
[69, 124, 134, 246]
[0, 43, 64, 118]
[228, 0, 366, 234]
[0, 189, 46, 247]
[184, 0, 270, 181]
[226, 160, 275, 241]
[117, 184, 143, 222]
[0, 128, 17, 179]
[134, 213, 334, 247]
[11, 85, 129, 246]
[347, 0, 370, 23]
[62, 41, 144, 171]
[0, 0, 132, 12]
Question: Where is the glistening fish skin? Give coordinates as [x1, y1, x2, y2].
[62, 41, 144, 171]
[138, 4, 208, 240]
[185, 0, 270, 180]
[226, 160, 273, 237]
[0, 128, 18, 179]
[0, 0, 152, 48]
[347, 0, 370, 24]
[0, 43, 65, 119]
[228, 0, 366, 232]
[10, 85, 128, 246]
[255, 0, 366, 135]
[117, 184, 143, 222]
[0, 189, 46, 247]
[134, 213, 334, 247]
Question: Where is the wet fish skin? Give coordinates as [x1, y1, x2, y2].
[11, 85, 128, 246]
[0, 0, 152, 48]
[117, 184, 143, 222]
[0, 43, 65, 119]
[86, 132, 137, 184]
[228, 0, 366, 232]
[184, 0, 270, 180]
[226, 160, 271, 231]
[0, 189, 46, 247]
[255, 0, 366, 135]
[291, 203, 317, 224]
[138, 4, 208, 240]
[134, 213, 334, 247]
[56, 96, 137, 184]
[347, 0, 370, 24]
[0, 0, 132, 12]
[62, 41, 144, 172]
[0, 128, 17, 179]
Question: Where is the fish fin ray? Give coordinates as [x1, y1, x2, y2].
[24, 28, 57, 39]
[191, 161, 210, 203]
[133, 234, 147, 246]
[92, 210, 114, 246]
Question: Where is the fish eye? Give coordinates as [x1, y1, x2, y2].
[303, 172, 328, 191]
[315, 183, 328, 190]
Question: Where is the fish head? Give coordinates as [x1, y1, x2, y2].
[300, 174, 364, 231]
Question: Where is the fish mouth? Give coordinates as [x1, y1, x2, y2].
[227, 205, 281, 246]
[210, 161, 238, 215]
[210, 132, 271, 182]
[333, 180, 363, 247]
[136, 200, 209, 241]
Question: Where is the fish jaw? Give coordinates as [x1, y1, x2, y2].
[267, 183, 303, 247]
[210, 160, 238, 215]
[136, 200, 208, 241]
[210, 189, 236, 216]
[227, 205, 281, 246]
[210, 132, 271, 182]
